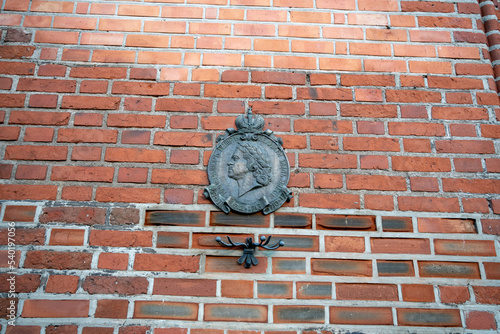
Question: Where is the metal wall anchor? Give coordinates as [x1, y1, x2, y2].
[215, 235, 285, 268]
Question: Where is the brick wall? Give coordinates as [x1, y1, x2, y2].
[0, 0, 500, 332]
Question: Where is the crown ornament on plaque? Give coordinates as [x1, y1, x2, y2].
[216, 107, 283, 145]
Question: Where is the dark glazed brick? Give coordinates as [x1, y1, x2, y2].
[205, 256, 267, 274]
[397, 308, 462, 327]
[210, 212, 269, 228]
[382, 216, 413, 232]
[257, 281, 293, 299]
[296, 282, 332, 299]
[377, 260, 415, 276]
[316, 215, 376, 230]
[193, 233, 251, 249]
[145, 211, 205, 226]
[312, 259, 372, 277]
[274, 213, 312, 228]
[153, 278, 217, 297]
[261, 235, 318, 252]
[272, 258, 306, 274]
[134, 301, 198, 320]
[157, 232, 189, 248]
[204, 304, 267, 322]
[273, 305, 325, 323]
[418, 261, 480, 279]
[330, 307, 393, 325]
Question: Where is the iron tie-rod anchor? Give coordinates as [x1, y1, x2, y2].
[215, 235, 285, 268]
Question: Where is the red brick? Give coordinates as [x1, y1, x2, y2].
[347, 175, 406, 191]
[392, 156, 451, 172]
[105, 147, 165, 163]
[90, 230, 152, 247]
[398, 196, 460, 212]
[401, 284, 435, 302]
[118, 167, 148, 183]
[61, 186, 92, 201]
[49, 229, 85, 246]
[360, 155, 388, 170]
[73, 113, 102, 127]
[40, 207, 102, 226]
[22, 300, 89, 318]
[0, 184, 57, 200]
[98, 253, 129, 270]
[62, 96, 120, 110]
[51, 166, 114, 182]
[57, 128, 114, 144]
[125, 97, 152, 111]
[45, 275, 79, 293]
[156, 98, 212, 112]
[410, 177, 439, 192]
[96, 299, 129, 319]
[83, 275, 148, 295]
[10, 110, 70, 125]
[466, 311, 497, 330]
[70, 67, 127, 79]
[221, 280, 253, 298]
[5, 145, 68, 161]
[24, 250, 92, 270]
[344, 137, 399, 152]
[439, 286, 470, 304]
[96, 187, 161, 203]
[23, 127, 54, 142]
[337, 283, 397, 301]
[71, 147, 101, 161]
[134, 254, 199, 272]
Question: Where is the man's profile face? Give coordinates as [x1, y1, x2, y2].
[227, 148, 249, 180]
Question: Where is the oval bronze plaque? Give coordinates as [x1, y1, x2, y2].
[204, 109, 292, 214]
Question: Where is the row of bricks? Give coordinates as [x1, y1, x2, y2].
[3, 250, 499, 278]
[3, 162, 500, 188]
[0, 74, 495, 95]
[2, 127, 500, 150]
[0, 50, 490, 71]
[1, 147, 498, 170]
[2, 275, 497, 304]
[0, 206, 485, 233]
[0, 318, 496, 334]
[1, 185, 500, 214]
[1, 82, 497, 104]
[0, 13, 483, 32]
[2, 121, 499, 138]
[2, 64, 495, 84]
[10, 297, 499, 326]
[1, 0, 481, 15]
[7, 28, 489, 47]
[2, 121, 499, 140]
[2, 142, 499, 162]
[1, 227, 498, 256]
